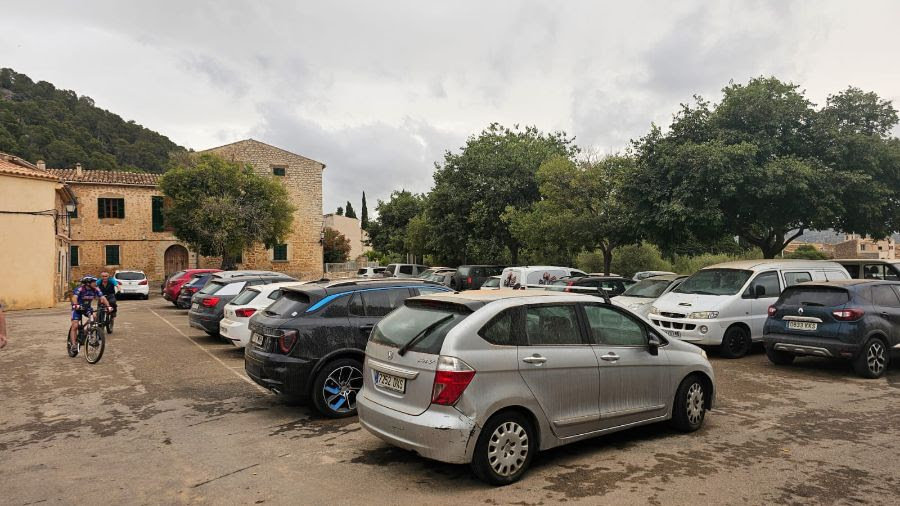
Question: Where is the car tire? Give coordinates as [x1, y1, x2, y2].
[670, 375, 707, 432]
[204, 330, 218, 337]
[765, 345, 794, 365]
[470, 411, 536, 486]
[852, 337, 889, 379]
[720, 326, 751, 359]
[311, 358, 364, 418]
[143, 294, 149, 300]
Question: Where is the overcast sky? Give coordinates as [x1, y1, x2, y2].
[3, 1, 899, 214]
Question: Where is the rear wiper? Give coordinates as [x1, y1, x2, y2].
[801, 302, 825, 307]
[398, 315, 454, 356]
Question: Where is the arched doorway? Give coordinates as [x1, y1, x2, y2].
[164, 244, 189, 279]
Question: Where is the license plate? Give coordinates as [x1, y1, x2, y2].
[375, 371, 406, 393]
[788, 321, 817, 331]
[251, 333, 265, 346]
[664, 329, 681, 338]
[191, 303, 199, 310]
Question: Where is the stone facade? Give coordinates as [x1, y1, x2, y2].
[201, 139, 325, 280]
[833, 234, 897, 260]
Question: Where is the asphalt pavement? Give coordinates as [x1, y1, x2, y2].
[1, 297, 898, 505]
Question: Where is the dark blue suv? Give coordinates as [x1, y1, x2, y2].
[763, 280, 900, 378]
[244, 279, 452, 417]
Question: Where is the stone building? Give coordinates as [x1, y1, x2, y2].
[200, 139, 325, 279]
[43, 139, 325, 284]
[45, 164, 196, 284]
[323, 213, 370, 260]
[833, 234, 896, 260]
[0, 153, 76, 309]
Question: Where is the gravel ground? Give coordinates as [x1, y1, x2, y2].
[1, 298, 898, 505]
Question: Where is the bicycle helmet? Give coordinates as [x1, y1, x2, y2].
[81, 276, 97, 284]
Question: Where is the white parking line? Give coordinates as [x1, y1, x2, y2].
[148, 308, 269, 394]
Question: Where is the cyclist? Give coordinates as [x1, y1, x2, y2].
[97, 271, 119, 317]
[69, 276, 110, 354]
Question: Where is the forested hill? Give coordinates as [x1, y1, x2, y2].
[0, 68, 184, 173]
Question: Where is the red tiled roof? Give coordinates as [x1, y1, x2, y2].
[0, 154, 61, 181]
[46, 168, 161, 186]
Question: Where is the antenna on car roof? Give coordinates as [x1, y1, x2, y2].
[597, 285, 611, 304]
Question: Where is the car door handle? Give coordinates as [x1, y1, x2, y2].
[359, 324, 375, 332]
[522, 355, 547, 365]
[600, 352, 620, 362]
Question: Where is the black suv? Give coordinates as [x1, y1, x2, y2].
[244, 279, 452, 417]
[453, 265, 505, 290]
[763, 280, 900, 378]
[189, 271, 296, 336]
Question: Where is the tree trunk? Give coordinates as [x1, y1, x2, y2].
[602, 248, 613, 276]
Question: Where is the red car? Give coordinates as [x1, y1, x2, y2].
[162, 269, 221, 304]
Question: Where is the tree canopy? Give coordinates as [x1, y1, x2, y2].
[366, 190, 423, 256]
[427, 123, 577, 264]
[159, 154, 295, 269]
[344, 201, 357, 219]
[626, 77, 899, 258]
[361, 192, 369, 230]
[0, 68, 184, 172]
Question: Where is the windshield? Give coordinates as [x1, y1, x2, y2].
[623, 278, 673, 298]
[230, 288, 261, 306]
[115, 272, 145, 280]
[482, 277, 500, 288]
[370, 304, 469, 355]
[199, 280, 225, 295]
[674, 269, 752, 296]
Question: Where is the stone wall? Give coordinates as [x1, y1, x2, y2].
[202, 139, 325, 280]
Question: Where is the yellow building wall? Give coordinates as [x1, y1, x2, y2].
[0, 175, 59, 309]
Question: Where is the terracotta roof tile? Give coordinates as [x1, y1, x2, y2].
[0, 155, 61, 182]
[46, 168, 161, 186]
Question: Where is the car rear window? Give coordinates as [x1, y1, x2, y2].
[199, 280, 225, 294]
[217, 281, 247, 296]
[779, 287, 850, 307]
[115, 272, 145, 280]
[370, 301, 471, 355]
[231, 288, 261, 305]
[458, 266, 472, 276]
[169, 271, 186, 282]
[265, 290, 310, 317]
[357, 269, 367, 275]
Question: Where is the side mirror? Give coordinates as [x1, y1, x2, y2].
[648, 334, 661, 356]
[754, 285, 766, 298]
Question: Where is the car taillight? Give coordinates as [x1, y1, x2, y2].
[832, 308, 864, 321]
[139, 280, 148, 285]
[235, 308, 257, 318]
[768, 305, 777, 317]
[467, 276, 473, 286]
[201, 297, 220, 307]
[564, 281, 575, 293]
[431, 356, 476, 406]
[278, 330, 298, 354]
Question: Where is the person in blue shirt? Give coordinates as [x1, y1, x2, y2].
[97, 271, 119, 314]
[69, 276, 109, 354]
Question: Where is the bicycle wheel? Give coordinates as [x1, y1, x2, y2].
[84, 326, 106, 364]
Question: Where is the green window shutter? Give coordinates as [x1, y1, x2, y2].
[105, 245, 120, 265]
[118, 198, 125, 219]
[70, 246, 79, 266]
[98, 198, 104, 218]
[274, 244, 288, 261]
[152, 196, 165, 232]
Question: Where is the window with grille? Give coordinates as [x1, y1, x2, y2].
[273, 244, 288, 261]
[98, 198, 125, 219]
[273, 166, 286, 176]
[152, 196, 165, 232]
[70, 246, 79, 266]
[105, 245, 120, 265]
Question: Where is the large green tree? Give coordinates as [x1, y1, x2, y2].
[160, 154, 295, 269]
[361, 192, 369, 230]
[427, 123, 577, 265]
[506, 155, 641, 274]
[627, 77, 898, 258]
[366, 190, 424, 256]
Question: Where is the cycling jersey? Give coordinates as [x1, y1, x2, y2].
[72, 285, 104, 321]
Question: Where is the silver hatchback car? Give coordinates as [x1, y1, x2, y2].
[358, 290, 715, 485]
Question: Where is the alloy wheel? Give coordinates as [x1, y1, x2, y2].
[686, 382, 704, 425]
[487, 421, 529, 477]
[867, 341, 886, 376]
[322, 365, 363, 413]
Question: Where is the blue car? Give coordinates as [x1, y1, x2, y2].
[244, 279, 452, 417]
[763, 279, 900, 378]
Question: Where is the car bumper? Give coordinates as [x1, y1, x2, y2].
[648, 315, 727, 345]
[120, 285, 150, 295]
[763, 333, 861, 359]
[188, 312, 220, 333]
[244, 349, 314, 397]
[220, 318, 250, 348]
[357, 393, 477, 465]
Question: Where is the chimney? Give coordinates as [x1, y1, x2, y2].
[36, 160, 46, 170]
[75, 163, 83, 176]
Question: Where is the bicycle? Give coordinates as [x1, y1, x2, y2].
[66, 305, 106, 364]
[105, 301, 117, 334]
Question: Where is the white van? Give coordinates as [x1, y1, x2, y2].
[648, 260, 849, 358]
[499, 266, 587, 289]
